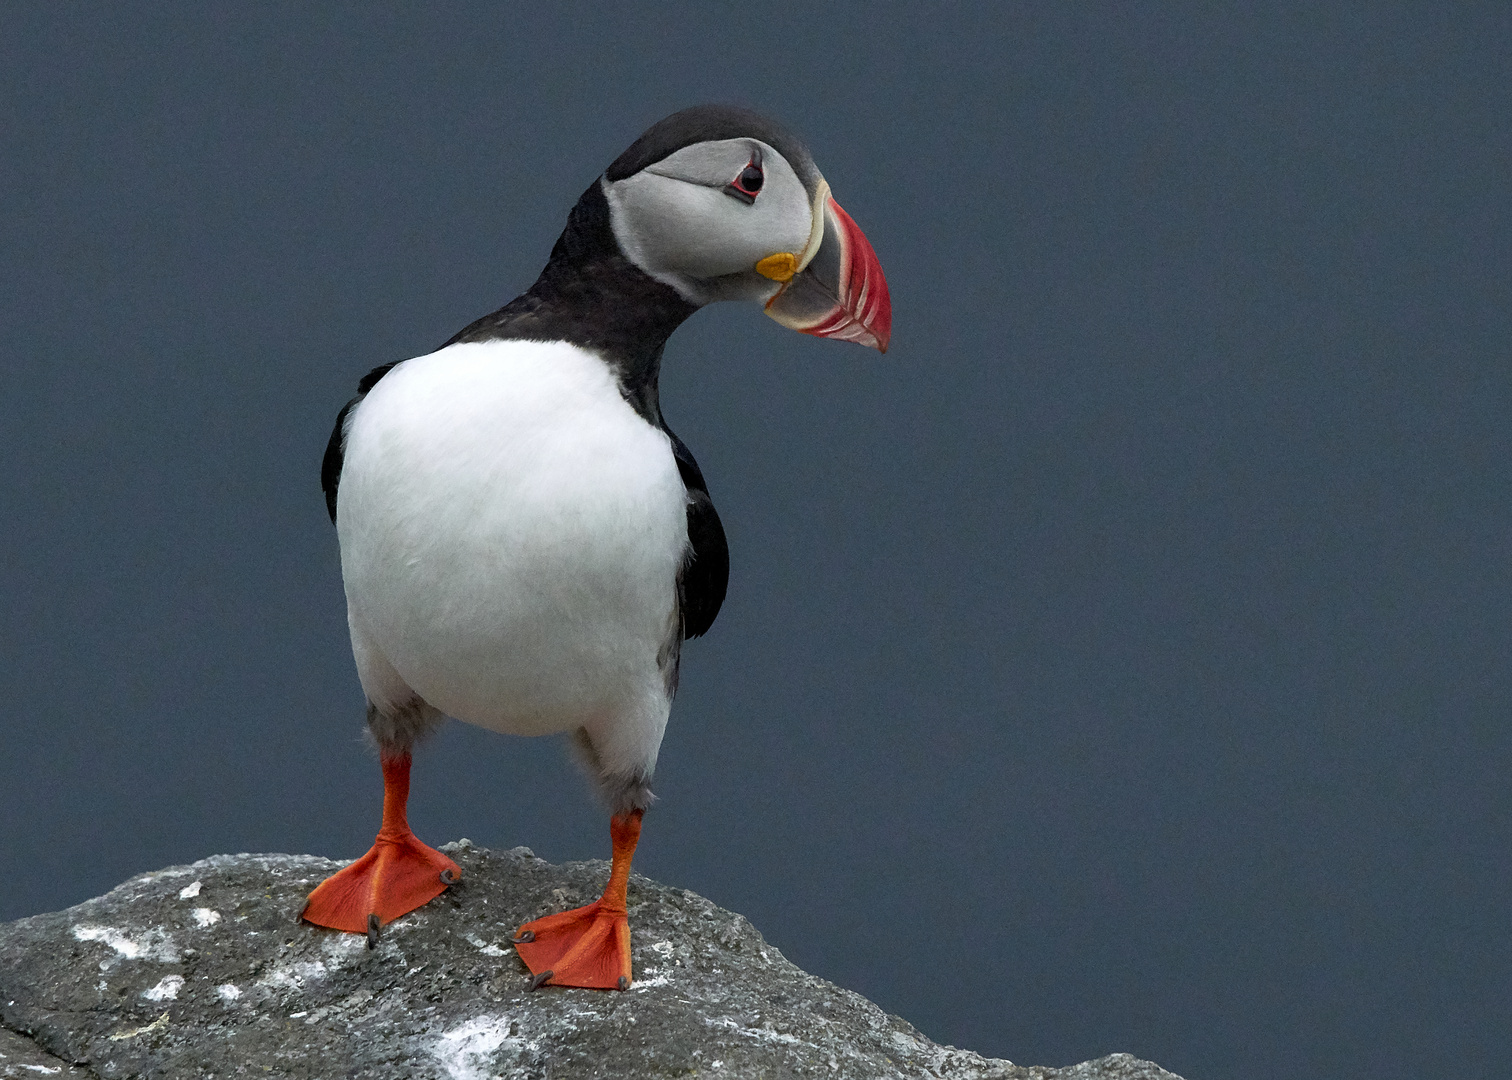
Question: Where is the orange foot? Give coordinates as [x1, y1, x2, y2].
[301, 753, 460, 942]
[513, 809, 642, 990]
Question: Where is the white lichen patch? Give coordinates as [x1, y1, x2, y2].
[256, 960, 328, 993]
[141, 975, 183, 1002]
[216, 983, 243, 1004]
[649, 939, 675, 958]
[629, 966, 675, 991]
[890, 1029, 923, 1052]
[71, 924, 179, 969]
[464, 933, 508, 957]
[432, 1015, 529, 1080]
[177, 881, 202, 899]
[319, 932, 368, 959]
[191, 908, 220, 928]
[125, 866, 195, 890]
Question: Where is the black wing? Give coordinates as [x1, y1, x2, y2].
[666, 429, 728, 639]
[320, 362, 399, 524]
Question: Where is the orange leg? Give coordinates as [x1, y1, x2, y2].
[512, 809, 642, 990]
[301, 753, 460, 942]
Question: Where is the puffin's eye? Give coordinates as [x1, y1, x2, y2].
[725, 161, 764, 204]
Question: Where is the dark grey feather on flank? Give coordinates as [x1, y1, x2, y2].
[570, 729, 658, 817]
[365, 697, 445, 757]
[658, 604, 683, 700]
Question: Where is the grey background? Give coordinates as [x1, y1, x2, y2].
[2, 5, 1508, 1080]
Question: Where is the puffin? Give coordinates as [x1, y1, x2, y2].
[301, 105, 892, 991]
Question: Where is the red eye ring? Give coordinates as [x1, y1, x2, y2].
[732, 164, 764, 196]
[725, 158, 764, 204]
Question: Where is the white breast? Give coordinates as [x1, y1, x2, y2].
[336, 339, 687, 748]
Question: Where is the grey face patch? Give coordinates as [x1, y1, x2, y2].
[604, 139, 813, 303]
[645, 139, 760, 190]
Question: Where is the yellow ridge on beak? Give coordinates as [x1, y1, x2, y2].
[755, 252, 798, 281]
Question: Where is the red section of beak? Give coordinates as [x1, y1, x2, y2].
[803, 197, 892, 353]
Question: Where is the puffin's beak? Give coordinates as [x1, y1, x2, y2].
[762, 189, 892, 353]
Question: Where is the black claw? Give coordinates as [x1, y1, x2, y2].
[296, 899, 310, 923]
[617, 976, 629, 991]
[528, 970, 554, 991]
[366, 913, 380, 949]
[509, 930, 535, 944]
[440, 868, 458, 885]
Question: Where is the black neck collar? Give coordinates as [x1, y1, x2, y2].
[445, 180, 700, 427]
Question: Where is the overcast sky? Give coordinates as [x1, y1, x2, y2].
[2, 6, 1508, 1080]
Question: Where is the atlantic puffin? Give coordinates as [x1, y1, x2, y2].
[301, 105, 891, 991]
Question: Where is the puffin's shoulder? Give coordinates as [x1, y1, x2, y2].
[322, 339, 610, 523]
[323, 338, 671, 520]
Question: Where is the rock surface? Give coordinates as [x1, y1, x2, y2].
[0, 844, 1186, 1079]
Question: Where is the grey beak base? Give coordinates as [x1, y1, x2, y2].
[764, 203, 845, 332]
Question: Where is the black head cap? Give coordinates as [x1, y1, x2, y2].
[605, 104, 821, 192]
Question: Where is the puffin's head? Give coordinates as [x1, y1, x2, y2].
[602, 105, 891, 353]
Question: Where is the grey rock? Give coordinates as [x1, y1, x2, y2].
[0, 844, 1186, 1080]
[1, 1023, 95, 1078]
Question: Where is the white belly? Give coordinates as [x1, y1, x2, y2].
[336, 340, 687, 741]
